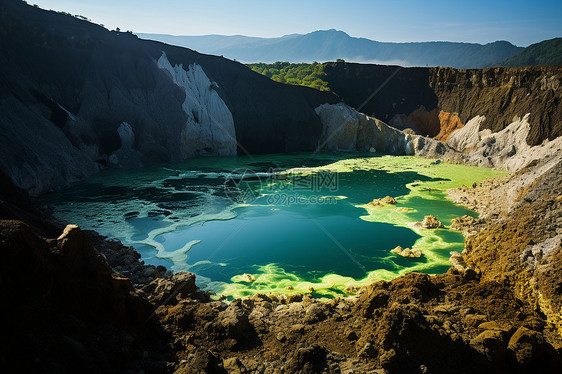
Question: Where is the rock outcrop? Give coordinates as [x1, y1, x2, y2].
[315, 102, 462, 161]
[391, 245, 422, 258]
[0, 0, 337, 195]
[315, 101, 561, 173]
[0, 220, 164, 373]
[323, 62, 561, 147]
[315, 102, 411, 153]
[367, 195, 397, 207]
[156, 52, 237, 157]
[447, 113, 562, 171]
[421, 215, 442, 229]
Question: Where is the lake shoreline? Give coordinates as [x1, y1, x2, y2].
[2, 154, 561, 373]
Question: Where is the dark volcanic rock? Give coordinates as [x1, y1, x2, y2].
[0, 0, 338, 195]
[470, 330, 507, 362]
[0, 220, 165, 373]
[285, 344, 330, 374]
[507, 327, 546, 367]
[0, 169, 61, 237]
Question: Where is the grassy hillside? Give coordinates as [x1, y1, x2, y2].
[247, 61, 331, 91]
[498, 38, 562, 66]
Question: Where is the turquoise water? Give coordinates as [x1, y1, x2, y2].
[42, 154, 505, 298]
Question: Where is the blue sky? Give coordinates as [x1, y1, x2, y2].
[31, 0, 561, 46]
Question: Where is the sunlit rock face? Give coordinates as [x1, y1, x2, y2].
[315, 103, 411, 154]
[447, 114, 562, 171]
[315, 102, 562, 172]
[315, 103, 461, 161]
[157, 53, 237, 157]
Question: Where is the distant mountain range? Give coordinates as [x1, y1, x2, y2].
[139, 29, 523, 69]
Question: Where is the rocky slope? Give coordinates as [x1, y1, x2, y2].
[323, 62, 562, 146]
[0, 0, 337, 195]
[451, 157, 562, 345]
[0, 220, 169, 373]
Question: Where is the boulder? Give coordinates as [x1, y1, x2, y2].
[222, 357, 246, 373]
[421, 215, 442, 229]
[450, 215, 477, 231]
[382, 196, 397, 204]
[391, 245, 422, 258]
[239, 273, 255, 283]
[304, 303, 327, 324]
[478, 321, 514, 334]
[367, 195, 397, 207]
[469, 330, 506, 362]
[449, 251, 468, 272]
[507, 327, 545, 366]
[357, 287, 390, 318]
[285, 344, 329, 374]
[218, 300, 251, 340]
[176, 348, 224, 374]
[143, 272, 197, 305]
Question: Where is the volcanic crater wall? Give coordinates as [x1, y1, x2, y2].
[323, 62, 562, 146]
[0, 0, 337, 195]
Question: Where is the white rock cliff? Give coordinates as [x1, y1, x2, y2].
[315, 103, 460, 160]
[157, 52, 237, 157]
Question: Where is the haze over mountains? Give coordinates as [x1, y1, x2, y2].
[139, 29, 523, 68]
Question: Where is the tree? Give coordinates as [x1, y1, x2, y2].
[246, 62, 330, 91]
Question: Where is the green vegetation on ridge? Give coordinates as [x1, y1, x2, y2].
[247, 62, 330, 91]
[497, 38, 562, 67]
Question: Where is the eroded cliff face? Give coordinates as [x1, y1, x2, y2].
[156, 52, 237, 157]
[449, 156, 562, 347]
[323, 62, 562, 147]
[447, 114, 562, 171]
[314, 103, 463, 163]
[0, 0, 337, 195]
[314, 99, 552, 174]
[431, 66, 561, 145]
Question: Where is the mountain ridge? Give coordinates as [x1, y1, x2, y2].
[497, 37, 562, 66]
[139, 29, 522, 68]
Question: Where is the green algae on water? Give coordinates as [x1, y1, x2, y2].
[215, 156, 506, 299]
[42, 154, 506, 300]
